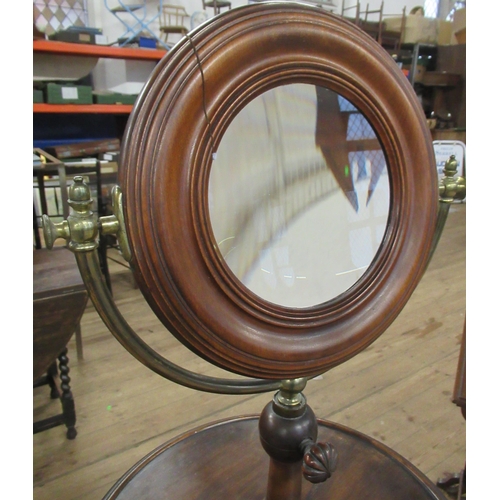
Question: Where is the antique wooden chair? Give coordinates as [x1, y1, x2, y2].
[202, 0, 231, 16]
[357, 1, 384, 43]
[380, 6, 407, 52]
[341, 1, 406, 52]
[340, 0, 360, 24]
[158, 4, 190, 45]
[42, 3, 465, 498]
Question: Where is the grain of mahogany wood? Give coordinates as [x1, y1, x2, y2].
[33, 204, 465, 500]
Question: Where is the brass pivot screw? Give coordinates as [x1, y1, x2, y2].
[439, 155, 466, 203]
[43, 176, 99, 252]
[273, 378, 308, 417]
[42, 176, 131, 260]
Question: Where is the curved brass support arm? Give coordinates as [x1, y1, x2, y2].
[428, 155, 466, 263]
[43, 176, 280, 395]
[76, 250, 279, 394]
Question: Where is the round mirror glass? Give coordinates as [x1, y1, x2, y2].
[208, 84, 390, 308]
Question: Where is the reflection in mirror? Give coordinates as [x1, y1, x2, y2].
[208, 84, 390, 308]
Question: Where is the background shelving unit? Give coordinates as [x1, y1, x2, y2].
[33, 39, 166, 61]
[33, 103, 134, 114]
[33, 40, 168, 258]
[33, 40, 166, 117]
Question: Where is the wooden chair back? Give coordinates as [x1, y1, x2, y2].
[159, 4, 190, 43]
[202, 0, 232, 16]
[341, 0, 360, 24]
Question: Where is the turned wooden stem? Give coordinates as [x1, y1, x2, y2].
[259, 379, 318, 500]
[260, 400, 317, 500]
[266, 459, 303, 500]
[259, 379, 338, 499]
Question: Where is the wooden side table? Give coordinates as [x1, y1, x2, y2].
[104, 416, 446, 500]
[33, 247, 88, 439]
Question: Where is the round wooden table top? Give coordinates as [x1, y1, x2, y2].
[104, 416, 445, 499]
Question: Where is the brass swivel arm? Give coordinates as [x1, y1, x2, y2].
[428, 155, 466, 262]
[43, 177, 337, 495]
[42, 176, 280, 395]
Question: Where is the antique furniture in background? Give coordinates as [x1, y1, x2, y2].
[33, 148, 68, 250]
[33, 148, 112, 298]
[42, 3, 465, 498]
[158, 4, 190, 45]
[33, 247, 88, 439]
[103, 0, 167, 48]
[201, 0, 231, 16]
[340, 0, 406, 51]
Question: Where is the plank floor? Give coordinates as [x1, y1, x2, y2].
[33, 203, 466, 500]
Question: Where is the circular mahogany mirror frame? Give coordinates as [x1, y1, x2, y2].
[119, 3, 437, 380]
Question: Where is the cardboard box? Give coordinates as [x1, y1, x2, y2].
[99, 151, 121, 162]
[413, 64, 426, 83]
[384, 15, 439, 44]
[453, 8, 466, 33]
[454, 28, 466, 44]
[451, 8, 466, 45]
[437, 20, 453, 45]
[100, 161, 119, 174]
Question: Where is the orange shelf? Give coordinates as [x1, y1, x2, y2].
[33, 40, 159, 116]
[33, 39, 167, 61]
[34, 103, 134, 114]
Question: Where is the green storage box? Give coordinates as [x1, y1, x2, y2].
[45, 83, 93, 104]
[93, 91, 138, 105]
[33, 88, 44, 103]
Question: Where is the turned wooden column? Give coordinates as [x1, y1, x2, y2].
[259, 379, 337, 499]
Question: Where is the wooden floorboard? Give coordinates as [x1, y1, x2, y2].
[33, 203, 466, 500]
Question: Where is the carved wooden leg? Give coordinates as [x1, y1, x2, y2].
[75, 323, 84, 362]
[437, 465, 465, 499]
[47, 361, 60, 399]
[437, 472, 460, 492]
[58, 348, 77, 440]
[457, 466, 465, 499]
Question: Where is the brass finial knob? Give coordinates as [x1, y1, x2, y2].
[68, 175, 94, 213]
[439, 155, 466, 203]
